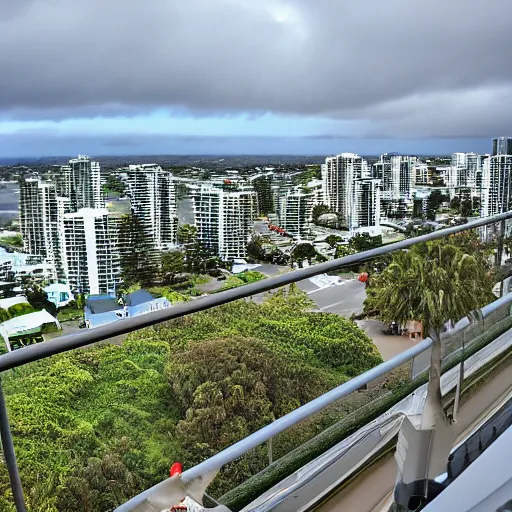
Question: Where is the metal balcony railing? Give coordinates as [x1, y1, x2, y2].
[1, 211, 512, 512]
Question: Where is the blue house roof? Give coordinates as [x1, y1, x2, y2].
[124, 290, 155, 307]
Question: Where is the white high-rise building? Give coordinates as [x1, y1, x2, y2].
[413, 162, 429, 186]
[68, 155, 103, 210]
[437, 166, 457, 189]
[306, 179, 324, 207]
[62, 209, 120, 295]
[18, 178, 64, 280]
[373, 154, 417, 201]
[124, 165, 178, 252]
[352, 179, 381, 230]
[451, 153, 482, 190]
[276, 187, 313, 239]
[50, 165, 73, 198]
[189, 184, 258, 260]
[323, 153, 379, 229]
[481, 155, 512, 217]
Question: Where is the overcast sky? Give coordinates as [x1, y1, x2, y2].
[0, 0, 510, 157]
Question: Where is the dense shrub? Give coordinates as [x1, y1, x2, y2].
[7, 302, 35, 318]
[1, 287, 381, 511]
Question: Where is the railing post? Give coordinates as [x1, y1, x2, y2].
[452, 329, 466, 423]
[268, 437, 273, 466]
[0, 378, 26, 512]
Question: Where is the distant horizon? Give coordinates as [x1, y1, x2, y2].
[0, 151, 467, 166]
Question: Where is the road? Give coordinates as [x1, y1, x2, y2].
[253, 261, 368, 317]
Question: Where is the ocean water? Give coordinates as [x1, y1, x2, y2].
[0, 182, 19, 223]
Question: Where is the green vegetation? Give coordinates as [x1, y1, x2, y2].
[223, 314, 512, 510]
[7, 303, 35, 318]
[102, 174, 127, 197]
[57, 302, 84, 323]
[119, 214, 159, 287]
[295, 165, 321, 185]
[0, 308, 11, 322]
[426, 190, 450, 220]
[161, 250, 185, 283]
[450, 195, 474, 217]
[0, 234, 23, 248]
[22, 282, 57, 317]
[0, 288, 382, 511]
[177, 224, 230, 274]
[215, 271, 266, 291]
[290, 242, 325, 268]
[311, 204, 330, 223]
[364, 239, 494, 429]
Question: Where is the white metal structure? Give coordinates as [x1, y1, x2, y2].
[423, 424, 512, 512]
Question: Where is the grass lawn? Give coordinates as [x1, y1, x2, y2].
[58, 306, 83, 323]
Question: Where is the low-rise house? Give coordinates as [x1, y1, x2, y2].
[0, 310, 61, 352]
[84, 290, 171, 329]
[44, 283, 74, 308]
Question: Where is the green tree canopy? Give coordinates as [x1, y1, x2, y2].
[22, 281, 57, 317]
[450, 196, 461, 210]
[311, 204, 330, 223]
[349, 233, 383, 252]
[365, 241, 493, 334]
[0, 307, 10, 323]
[7, 303, 35, 318]
[364, 240, 494, 427]
[177, 224, 198, 246]
[0, 287, 382, 510]
[161, 250, 185, 283]
[325, 234, 342, 249]
[460, 199, 473, 217]
[168, 337, 336, 461]
[290, 242, 318, 268]
[103, 174, 127, 196]
[119, 214, 159, 287]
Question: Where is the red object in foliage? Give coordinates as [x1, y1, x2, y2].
[170, 462, 183, 477]
[358, 273, 369, 283]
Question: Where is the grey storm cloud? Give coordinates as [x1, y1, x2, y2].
[1, 0, 512, 137]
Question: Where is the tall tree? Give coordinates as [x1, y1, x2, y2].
[325, 234, 342, 249]
[460, 199, 473, 217]
[311, 204, 330, 223]
[22, 281, 57, 317]
[365, 241, 494, 427]
[349, 233, 383, 252]
[118, 214, 159, 287]
[161, 250, 185, 283]
[177, 224, 221, 274]
[290, 242, 318, 268]
[449, 196, 461, 211]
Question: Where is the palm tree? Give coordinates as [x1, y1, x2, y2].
[369, 240, 494, 427]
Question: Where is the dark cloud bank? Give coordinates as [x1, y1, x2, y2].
[1, 0, 511, 152]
